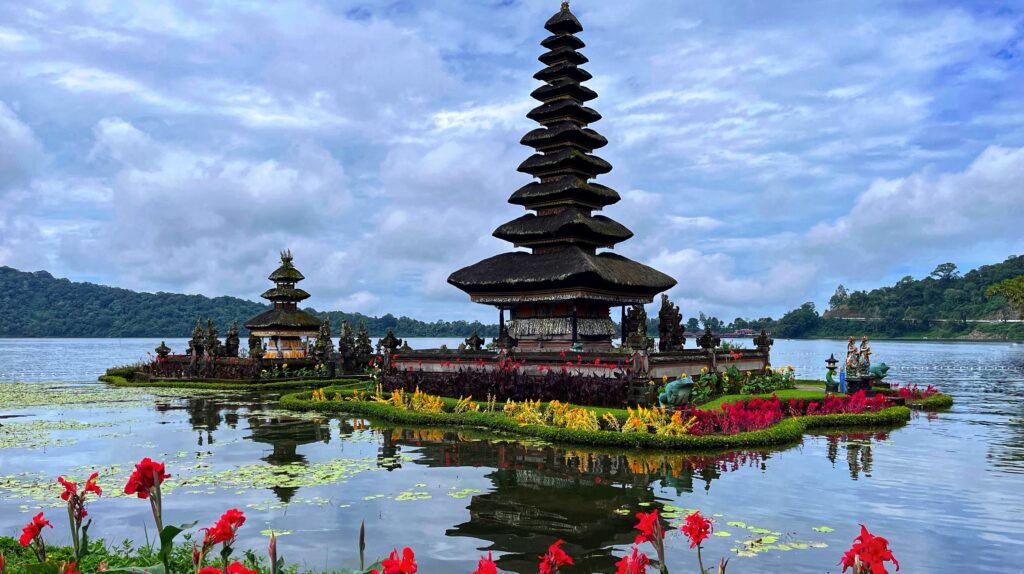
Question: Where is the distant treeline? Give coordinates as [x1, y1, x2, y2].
[0, 266, 497, 338]
[3, 255, 1022, 340]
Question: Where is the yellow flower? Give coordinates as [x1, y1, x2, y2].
[282, 363, 289, 368]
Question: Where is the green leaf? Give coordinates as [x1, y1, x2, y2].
[157, 522, 196, 561]
[23, 563, 62, 574]
[103, 566, 167, 574]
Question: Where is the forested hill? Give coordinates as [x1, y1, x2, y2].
[825, 255, 1024, 322]
[0, 266, 497, 338]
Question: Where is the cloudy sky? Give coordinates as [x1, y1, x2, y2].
[1, 0, 1022, 323]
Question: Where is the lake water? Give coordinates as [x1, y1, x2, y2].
[1, 338, 1023, 573]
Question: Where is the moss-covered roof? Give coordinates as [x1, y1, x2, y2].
[244, 307, 323, 330]
[493, 207, 632, 248]
[449, 246, 676, 298]
[260, 287, 311, 302]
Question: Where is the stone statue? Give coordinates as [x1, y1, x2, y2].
[205, 319, 222, 357]
[338, 321, 356, 373]
[845, 337, 860, 375]
[858, 336, 872, 374]
[399, 340, 412, 352]
[696, 326, 720, 351]
[626, 320, 653, 352]
[624, 304, 647, 340]
[354, 321, 374, 369]
[464, 330, 485, 351]
[188, 319, 205, 357]
[658, 375, 695, 408]
[657, 294, 685, 352]
[248, 334, 264, 360]
[312, 321, 335, 364]
[380, 329, 402, 356]
[155, 341, 171, 359]
[224, 322, 240, 358]
[493, 324, 518, 351]
[753, 328, 774, 351]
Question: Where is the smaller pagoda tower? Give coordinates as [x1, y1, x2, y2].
[245, 250, 322, 359]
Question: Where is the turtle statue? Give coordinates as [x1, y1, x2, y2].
[658, 375, 695, 408]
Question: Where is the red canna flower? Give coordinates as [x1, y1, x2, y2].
[840, 525, 900, 574]
[64, 562, 81, 574]
[377, 547, 417, 574]
[0, 552, 6, 574]
[84, 472, 102, 497]
[538, 539, 573, 574]
[198, 567, 223, 574]
[58, 476, 78, 501]
[226, 562, 259, 574]
[19, 512, 52, 547]
[123, 458, 170, 499]
[204, 508, 246, 546]
[615, 546, 651, 574]
[473, 551, 497, 574]
[681, 511, 713, 548]
[594, 358, 601, 365]
[633, 509, 664, 545]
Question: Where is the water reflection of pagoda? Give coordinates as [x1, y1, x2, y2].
[382, 428, 772, 574]
[246, 415, 331, 503]
[448, 2, 676, 351]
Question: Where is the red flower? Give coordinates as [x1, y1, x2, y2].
[0, 552, 5, 573]
[204, 508, 246, 546]
[633, 509, 664, 545]
[65, 562, 81, 574]
[84, 472, 102, 497]
[681, 511, 712, 548]
[730, 350, 742, 360]
[473, 551, 497, 574]
[377, 547, 417, 574]
[840, 525, 900, 574]
[226, 562, 259, 574]
[538, 539, 573, 574]
[123, 458, 170, 499]
[594, 358, 601, 365]
[615, 546, 651, 574]
[559, 350, 566, 357]
[19, 512, 52, 547]
[197, 567, 223, 574]
[58, 476, 78, 501]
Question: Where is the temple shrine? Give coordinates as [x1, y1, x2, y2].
[448, 2, 676, 351]
[244, 250, 322, 358]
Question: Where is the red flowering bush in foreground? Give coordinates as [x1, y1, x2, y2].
[6, 458, 899, 574]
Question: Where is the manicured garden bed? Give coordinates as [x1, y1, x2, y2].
[280, 387, 911, 451]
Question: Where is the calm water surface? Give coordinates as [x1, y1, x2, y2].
[1, 338, 1022, 573]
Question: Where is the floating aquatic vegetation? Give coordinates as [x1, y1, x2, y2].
[0, 382, 215, 411]
[447, 488, 481, 499]
[0, 419, 118, 450]
[395, 491, 431, 501]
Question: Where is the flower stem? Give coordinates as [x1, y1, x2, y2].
[697, 544, 706, 574]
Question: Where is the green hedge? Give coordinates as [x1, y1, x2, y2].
[279, 390, 911, 451]
[99, 375, 369, 391]
[909, 393, 954, 411]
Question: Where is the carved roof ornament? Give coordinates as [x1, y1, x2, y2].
[697, 326, 720, 351]
[754, 328, 774, 351]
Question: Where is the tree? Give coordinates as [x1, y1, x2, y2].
[828, 284, 850, 310]
[987, 276, 1024, 319]
[775, 302, 820, 338]
[930, 262, 960, 281]
[686, 317, 700, 331]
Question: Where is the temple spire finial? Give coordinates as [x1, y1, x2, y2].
[561, 1, 569, 10]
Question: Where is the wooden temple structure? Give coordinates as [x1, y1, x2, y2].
[448, 2, 675, 352]
[244, 250, 322, 359]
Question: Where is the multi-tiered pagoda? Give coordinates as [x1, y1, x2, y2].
[449, 2, 676, 351]
[245, 250, 322, 358]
